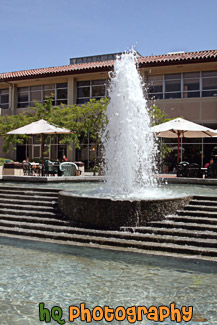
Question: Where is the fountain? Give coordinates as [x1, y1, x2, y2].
[59, 51, 191, 229]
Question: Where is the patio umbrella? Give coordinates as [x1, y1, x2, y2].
[7, 119, 72, 174]
[152, 117, 217, 164]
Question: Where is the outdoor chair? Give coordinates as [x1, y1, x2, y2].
[59, 162, 78, 176]
[185, 163, 201, 178]
[23, 162, 32, 176]
[207, 163, 217, 178]
[176, 161, 189, 177]
[44, 160, 55, 176]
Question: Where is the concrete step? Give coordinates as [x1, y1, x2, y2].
[0, 214, 69, 226]
[121, 225, 217, 240]
[190, 199, 217, 206]
[0, 225, 217, 257]
[0, 193, 58, 201]
[150, 220, 217, 232]
[167, 214, 217, 225]
[1, 219, 217, 249]
[0, 208, 62, 218]
[185, 204, 217, 212]
[0, 198, 57, 207]
[0, 188, 59, 198]
[0, 186, 59, 193]
[178, 209, 217, 218]
[193, 195, 217, 201]
[0, 202, 58, 212]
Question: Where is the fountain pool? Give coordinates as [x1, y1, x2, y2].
[0, 180, 217, 197]
[0, 236, 217, 324]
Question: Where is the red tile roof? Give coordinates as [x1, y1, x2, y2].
[138, 49, 217, 66]
[0, 49, 217, 82]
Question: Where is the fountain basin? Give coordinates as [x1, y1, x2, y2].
[58, 191, 192, 230]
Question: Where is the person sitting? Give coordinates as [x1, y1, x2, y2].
[62, 154, 68, 162]
[204, 158, 214, 168]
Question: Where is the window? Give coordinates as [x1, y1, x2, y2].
[147, 70, 217, 99]
[18, 87, 29, 108]
[165, 74, 181, 99]
[146, 75, 163, 100]
[202, 71, 217, 97]
[77, 79, 107, 104]
[17, 83, 68, 108]
[0, 88, 9, 109]
[56, 83, 67, 105]
[183, 72, 200, 98]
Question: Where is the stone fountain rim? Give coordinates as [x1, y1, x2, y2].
[59, 190, 192, 202]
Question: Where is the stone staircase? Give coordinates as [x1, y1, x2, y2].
[0, 187, 217, 261]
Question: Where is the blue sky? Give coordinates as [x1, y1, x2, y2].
[1, 0, 217, 73]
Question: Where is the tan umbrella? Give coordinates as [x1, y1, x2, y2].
[152, 118, 217, 164]
[7, 119, 72, 174]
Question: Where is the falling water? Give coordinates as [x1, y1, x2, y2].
[102, 51, 158, 196]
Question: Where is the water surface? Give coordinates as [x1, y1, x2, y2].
[0, 237, 216, 324]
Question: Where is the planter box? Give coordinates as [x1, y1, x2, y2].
[3, 163, 24, 176]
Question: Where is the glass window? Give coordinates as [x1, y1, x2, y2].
[92, 79, 106, 85]
[44, 89, 55, 100]
[146, 70, 217, 100]
[184, 78, 200, 91]
[183, 91, 200, 98]
[165, 92, 181, 99]
[56, 99, 67, 105]
[165, 80, 181, 92]
[183, 72, 200, 78]
[44, 84, 55, 90]
[148, 80, 163, 93]
[165, 73, 181, 80]
[33, 145, 40, 158]
[77, 81, 90, 87]
[30, 91, 42, 103]
[202, 90, 217, 97]
[56, 83, 67, 89]
[30, 85, 42, 91]
[0, 88, 9, 109]
[77, 87, 90, 98]
[202, 71, 217, 77]
[202, 77, 217, 90]
[57, 88, 67, 100]
[18, 88, 29, 108]
[17, 83, 68, 107]
[92, 85, 105, 97]
[77, 98, 89, 104]
[76, 79, 106, 103]
[146, 75, 163, 100]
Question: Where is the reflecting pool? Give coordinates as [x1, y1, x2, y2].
[0, 237, 216, 324]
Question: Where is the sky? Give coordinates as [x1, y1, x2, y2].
[0, 0, 217, 73]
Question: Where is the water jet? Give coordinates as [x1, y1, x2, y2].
[59, 51, 190, 229]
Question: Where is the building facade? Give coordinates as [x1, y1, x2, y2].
[0, 49, 217, 168]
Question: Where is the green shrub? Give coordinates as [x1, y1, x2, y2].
[0, 158, 13, 166]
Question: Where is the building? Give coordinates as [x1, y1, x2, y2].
[0, 49, 217, 168]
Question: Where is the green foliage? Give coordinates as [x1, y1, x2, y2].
[0, 158, 13, 166]
[149, 104, 172, 160]
[149, 104, 170, 126]
[0, 97, 108, 153]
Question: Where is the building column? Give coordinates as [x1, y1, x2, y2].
[67, 76, 76, 105]
[10, 84, 17, 115]
[67, 76, 76, 161]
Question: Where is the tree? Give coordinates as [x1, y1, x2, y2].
[149, 104, 172, 169]
[0, 97, 108, 156]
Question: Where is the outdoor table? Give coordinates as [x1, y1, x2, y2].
[30, 163, 42, 176]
